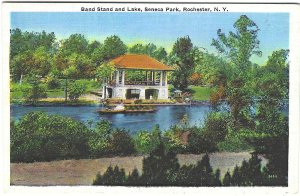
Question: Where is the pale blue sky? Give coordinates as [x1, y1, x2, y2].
[11, 12, 289, 65]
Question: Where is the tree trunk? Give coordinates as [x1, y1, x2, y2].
[19, 74, 23, 84]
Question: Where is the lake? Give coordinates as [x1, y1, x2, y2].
[10, 105, 211, 134]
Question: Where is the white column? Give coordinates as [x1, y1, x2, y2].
[121, 70, 125, 86]
[160, 71, 163, 86]
[116, 70, 120, 85]
[164, 71, 168, 86]
[140, 88, 145, 99]
[151, 71, 154, 82]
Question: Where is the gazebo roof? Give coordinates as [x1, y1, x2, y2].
[111, 54, 174, 71]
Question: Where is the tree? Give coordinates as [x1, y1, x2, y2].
[128, 43, 168, 62]
[141, 142, 180, 185]
[244, 50, 289, 186]
[223, 171, 231, 186]
[101, 35, 127, 61]
[88, 120, 113, 156]
[54, 34, 92, 79]
[96, 62, 115, 98]
[134, 126, 161, 154]
[10, 29, 56, 82]
[127, 168, 140, 185]
[169, 36, 196, 90]
[68, 81, 87, 100]
[93, 165, 126, 185]
[23, 76, 47, 104]
[110, 129, 135, 155]
[211, 15, 262, 130]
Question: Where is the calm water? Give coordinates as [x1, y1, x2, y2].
[10, 105, 211, 134]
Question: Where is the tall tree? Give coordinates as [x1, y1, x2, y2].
[10, 29, 56, 82]
[101, 35, 127, 61]
[169, 36, 195, 90]
[211, 15, 261, 130]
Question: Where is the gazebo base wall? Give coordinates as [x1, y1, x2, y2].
[104, 85, 169, 100]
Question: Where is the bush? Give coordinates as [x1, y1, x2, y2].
[88, 120, 113, 157]
[68, 81, 87, 100]
[188, 112, 229, 153]
[110, 129, 135, 155]
[22, 78, 47, 104]
[134, 125, 161, 154]
[93, 165, 126, 186]
[89, 120, 135, 157]
[11, 112, 90, 162]
[217, 129, 252, 152]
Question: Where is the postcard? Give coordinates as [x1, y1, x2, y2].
[1, 1, 299, 196]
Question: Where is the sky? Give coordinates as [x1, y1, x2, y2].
[10, 12, 289, 65]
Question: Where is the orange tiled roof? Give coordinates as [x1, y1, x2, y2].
[111, 54, 174, 71]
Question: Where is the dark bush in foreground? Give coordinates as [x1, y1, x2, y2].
[11, 112, 90, 162]
[93, 142, 221, 186]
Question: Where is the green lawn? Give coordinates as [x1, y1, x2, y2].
[168, 84, 213, 101]
[10, 79, 101, 101]
[189, 86, 213, 101]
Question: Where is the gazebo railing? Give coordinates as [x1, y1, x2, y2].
[124, 80, 160, 86]
[108, 80, 162, 86]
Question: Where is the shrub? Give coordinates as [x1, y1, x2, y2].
[68, 81, 87, 100]
[217, 129, 252, 152]
[188, 112, 229, 153]
[93, 165, 126, 186]
[11, 112, 90, 162]
[134, 125, 161, 154]
[88, 120, 113, 157]
[23, 79, 47, 104]
[110, 129, 135, 155]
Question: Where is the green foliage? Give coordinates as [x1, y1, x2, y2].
[125, 70, 146, 81]
[93, 166, 126, 185]
[188, 112, 228, 153]
[11, 112, 90, 162]
[212, 15, 261, 72]
[96, 62, 115, 82]
[88, 120, 113, 156]
[88, 120, 135, 157]
[211, 15, 262, 130]
[46, 76, 61, 89]
[128, 43, 168, 62]
[134, 126, 161, 154]
[169, 36, 196, 90]
[217, 129, 252, 152]
[101, 35, 127, 61]
[195, 52, 230, 87]
[110, 129, 135, 155]
[141, 142, 180, 185]
[23, 77, 47, 104]
[127, 168, 141, 185]
[68, 81, 87, 100]
[223, 171, 231, 186]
